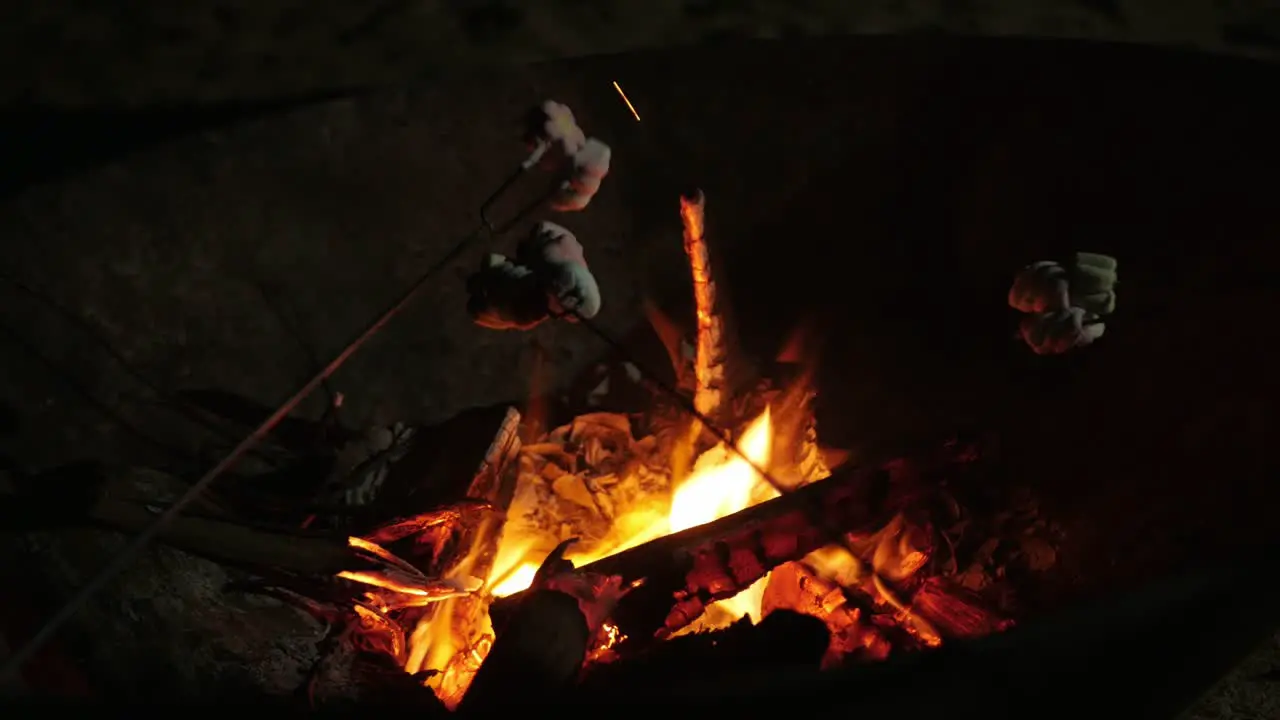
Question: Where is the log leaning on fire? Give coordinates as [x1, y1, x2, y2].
[493, 461, 899, 645]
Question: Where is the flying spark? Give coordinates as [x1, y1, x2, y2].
[612, 81, 641, 122]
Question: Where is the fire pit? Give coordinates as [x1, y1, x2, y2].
[223, 187, 1054, 713]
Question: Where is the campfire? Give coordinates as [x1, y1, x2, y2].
[0, 97, 1052, 700]
[0, 178, 1059, 706]
[307, 188, 1032, 710]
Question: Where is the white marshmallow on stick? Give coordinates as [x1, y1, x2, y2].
[520, 100, 611, 211]
[465, 254, 551, 331]
[464, 223, 603, 331]
[522, 100, 587, 170]
[1008, 253, 1118, 316]
[1008, 261, 1070, 314]
[552, 138, 611, 212]
[517, 221, 602, 320]
[1009, 252, 1118, 354]
[1019, 307, 1106, 356]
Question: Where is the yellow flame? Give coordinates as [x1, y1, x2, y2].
[489, 564, 539, 598]
[670, 408, 775, 533]
[483, 409, 776, 614]
[404, 407, 779, 705]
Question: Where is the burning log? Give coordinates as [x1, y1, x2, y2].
[670, 189, 752, 482]
[679, 189, 727, 423]
[494, 458, 911, 647]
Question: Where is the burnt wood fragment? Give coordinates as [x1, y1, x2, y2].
[456, 589, 591, 714]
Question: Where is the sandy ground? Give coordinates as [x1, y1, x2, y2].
[0, 0, 1276, 105]
[0, 35, 1276, 712]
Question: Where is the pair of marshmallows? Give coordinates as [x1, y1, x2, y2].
[1008, 253, 1118, 355]
[467, 221, 601, 330]
[522, 100, 612, 212]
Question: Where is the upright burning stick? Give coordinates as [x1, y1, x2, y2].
[671, 190, 731, 481]
[680, 189, 725, 420]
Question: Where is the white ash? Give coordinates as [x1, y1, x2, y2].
[503, 413, 672, 559]
[1008, 252, 1117, 355]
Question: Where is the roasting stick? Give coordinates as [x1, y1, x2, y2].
[0, 173, 556, 686]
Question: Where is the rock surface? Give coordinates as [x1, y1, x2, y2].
[6, 468, 325, 700]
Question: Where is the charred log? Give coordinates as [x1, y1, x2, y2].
[359, 406, 521, 576]
[576, 610, 829, 699]
[353, 406, 521, 537]
[909, 577, 1014, 640]
[455, 589, 592, 714]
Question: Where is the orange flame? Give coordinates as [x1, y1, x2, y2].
[484, 407, 776, 625]
[336, 571, 438, 597]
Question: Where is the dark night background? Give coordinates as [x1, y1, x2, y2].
[0, 1, 1277, 716]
